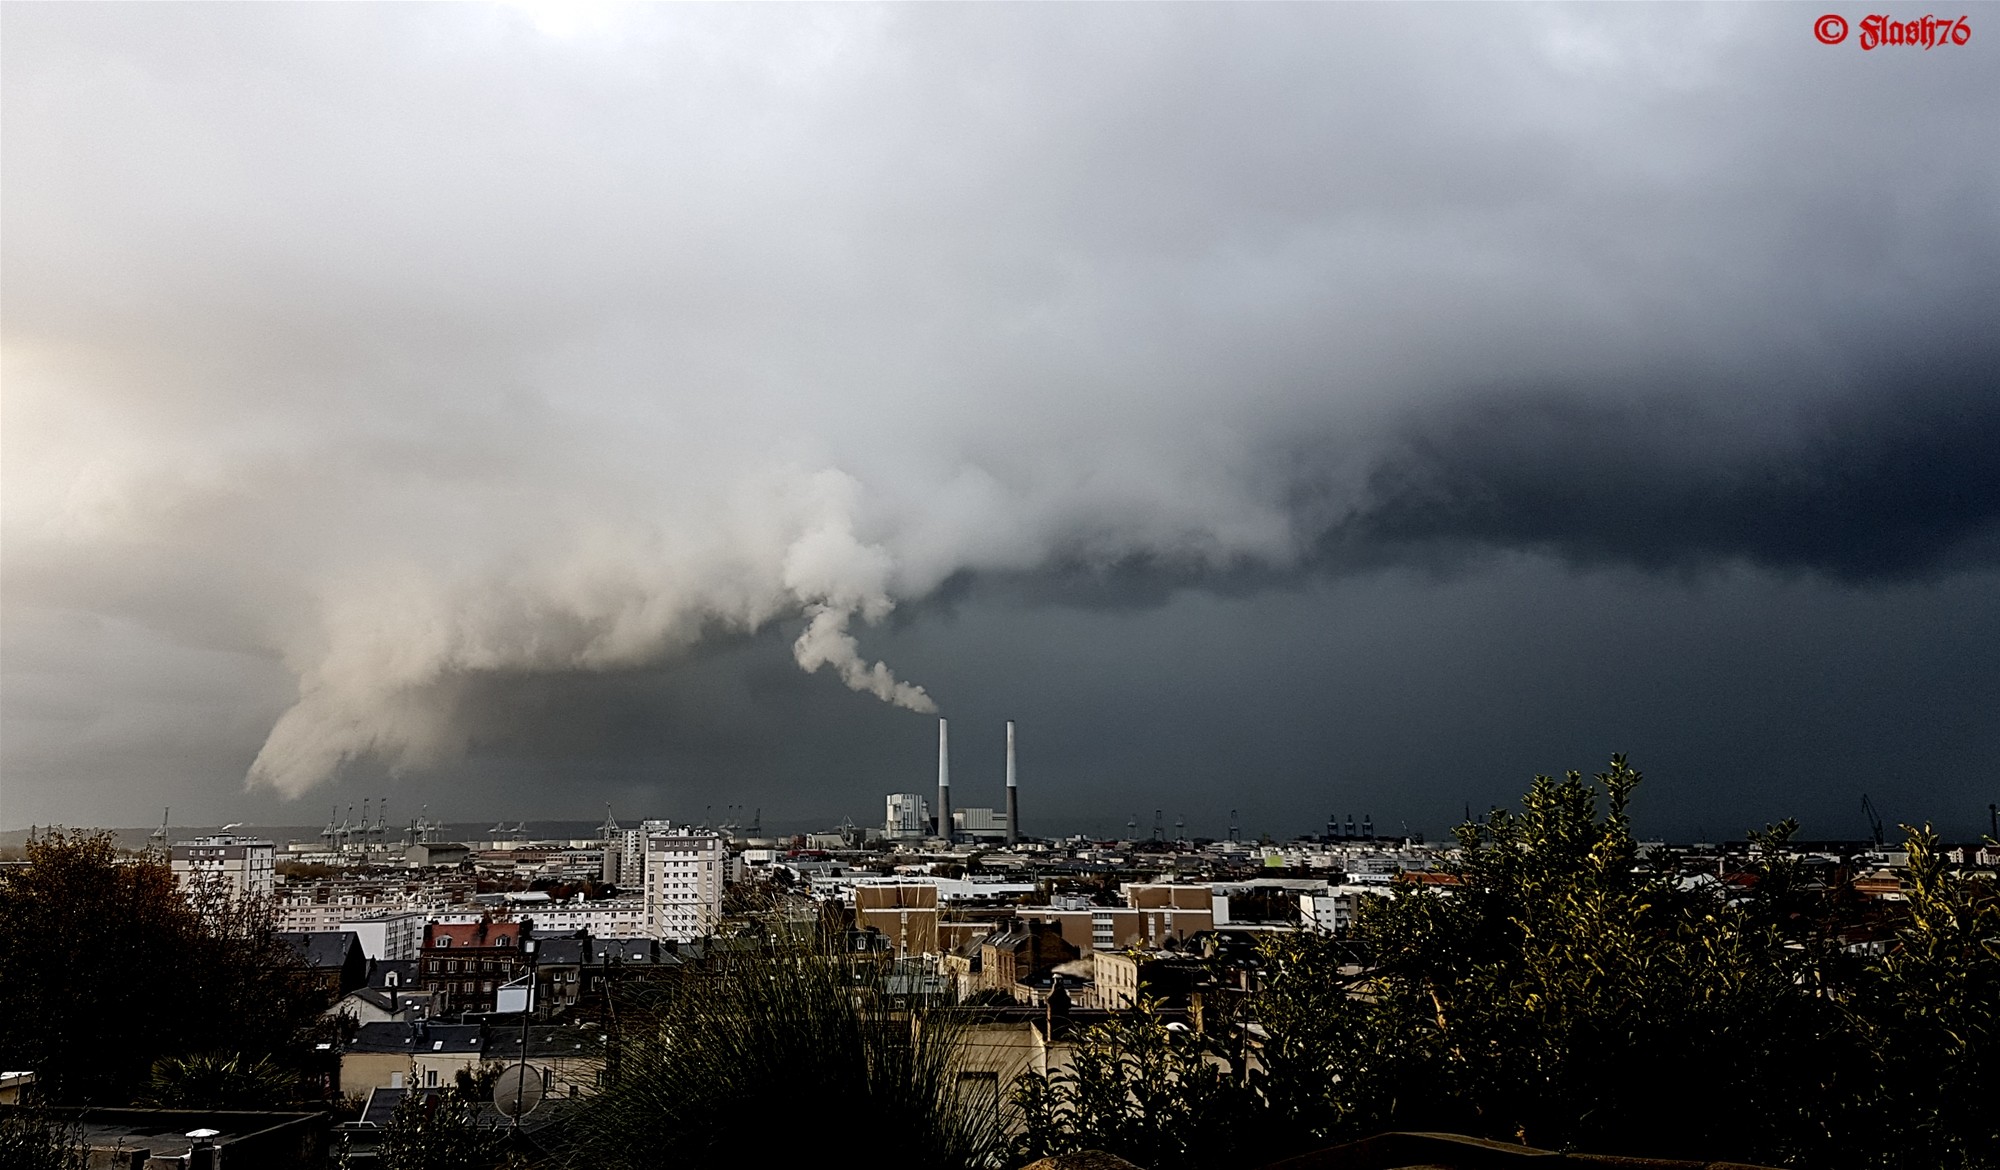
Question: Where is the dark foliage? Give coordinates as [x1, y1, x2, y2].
[372, 1084, 503, 1170]
[1017, 758, 2000, 1170]
[0, 830, 331, 1105]
[0, 1093, 88, 1170]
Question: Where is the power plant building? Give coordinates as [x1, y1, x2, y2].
[885, 793, 931, 840]
[885, 718, 1021, 846]
[953, 807, 1008, 842]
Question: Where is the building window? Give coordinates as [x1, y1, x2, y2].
[425, 1069, 438, 1088]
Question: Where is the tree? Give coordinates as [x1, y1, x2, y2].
[0, 829, 326, 1104]
[1010, 999, 1265, 1170]
[372, 1084, 502, 1170]
[1253, 758, 1890, 1166]
[1858, 825, 2000, 1169]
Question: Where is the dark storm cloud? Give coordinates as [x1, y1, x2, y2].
[3, 3, 1997, 831]
[1347, 343, 2000, 582]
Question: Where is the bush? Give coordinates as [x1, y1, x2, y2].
[566, 932, 998, 1169]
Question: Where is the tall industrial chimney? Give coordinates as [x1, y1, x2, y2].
[1005, 720, 1019, 846]
[936, 718, 953, 844]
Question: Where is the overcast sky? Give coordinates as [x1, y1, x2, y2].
[4, 3, 1995, 841]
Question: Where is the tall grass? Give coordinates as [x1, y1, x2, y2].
[565, 931, 1000, 1169]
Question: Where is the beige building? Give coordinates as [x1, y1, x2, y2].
[1105, 884, 1214, 948]
[854, 882, 940, 956]
[342, 1022, 491, 1095]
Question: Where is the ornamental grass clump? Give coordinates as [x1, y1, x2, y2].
[566, 931, 998, 1170]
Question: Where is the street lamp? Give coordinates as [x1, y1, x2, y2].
[510, 934, 539, 1136]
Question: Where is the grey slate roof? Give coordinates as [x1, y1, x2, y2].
[346, 1022, 484, 1056]
[483, 1027, 608, 1062]
[277, 930, 362, 970]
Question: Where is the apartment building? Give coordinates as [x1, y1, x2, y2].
[643, 829, 725, 942]
[170, 834, 276, 901]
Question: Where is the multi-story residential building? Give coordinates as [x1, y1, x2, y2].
[418, 918, 531, 1016]
[978, 921, 1080, 998]
[524, 897, 650, 939]
[342, 911, 429, 961]
[1297, 885, 1388, 935]
[642, 829, 724, 942]
[1093, 950, 1206, 1010]
[603, 822, 668, 887]
[1083, 884, 1215, 951]
[170, 834, 276, 901]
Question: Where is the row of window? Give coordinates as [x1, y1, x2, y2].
[425, 958, 517, 974]
[431, 934, 515, 949]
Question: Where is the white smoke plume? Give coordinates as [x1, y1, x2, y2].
[234, 466, 948, 794]
[792, 605, 935, 714]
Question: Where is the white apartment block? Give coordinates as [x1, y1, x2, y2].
[528, 897, 651, 939]
[341, 911, 429, 961]
[604, 821, 669, 887]
[643, 830, 725, 942]
[1298, 886, 1390, 935]
[275, 894, 413, 933]
[170, 835, 276, 901]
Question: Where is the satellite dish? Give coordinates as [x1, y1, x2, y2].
[493, 1062, 545, 1120]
